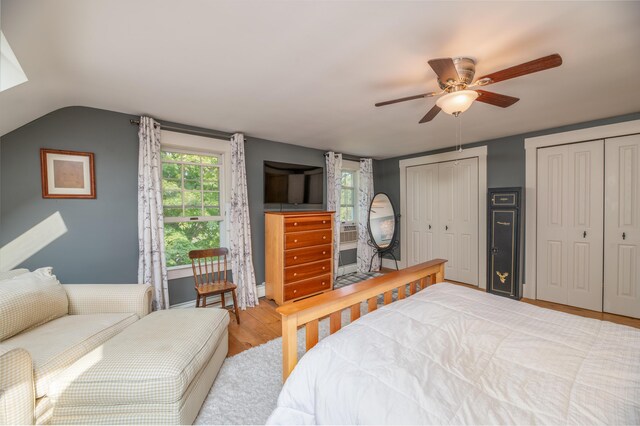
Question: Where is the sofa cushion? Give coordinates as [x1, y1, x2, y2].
[0, 268, 30, 281]
[0, 267, 68, 341]
[49, 308, 229, 406]
[2, 313, 138, 398]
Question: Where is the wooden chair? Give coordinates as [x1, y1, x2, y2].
[189, 248, 240, 324]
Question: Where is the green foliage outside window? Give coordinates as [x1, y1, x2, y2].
[161, 150, 223, 267]
[340, 170, 355, 222]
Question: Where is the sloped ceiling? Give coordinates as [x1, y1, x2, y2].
[1, 0, 639, 158]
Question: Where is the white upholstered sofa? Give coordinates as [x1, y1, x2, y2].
[0, 268, 229, 425]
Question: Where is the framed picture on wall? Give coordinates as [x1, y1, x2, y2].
[40, 148, 96, 198]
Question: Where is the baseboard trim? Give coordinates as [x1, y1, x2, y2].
[170, 284, 267, 309]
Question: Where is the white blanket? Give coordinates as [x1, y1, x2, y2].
[268, 283, 640, 425]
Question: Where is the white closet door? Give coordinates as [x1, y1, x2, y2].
[406, 164, 438, 267]
[438, 161, 458, 280]
[456, 158, 479, 285]
[537, 141, 604, 310]
[604, 134, 640, 318]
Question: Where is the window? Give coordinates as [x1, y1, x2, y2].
[340, 170, 356, 223]
[161, 150, 224, 268]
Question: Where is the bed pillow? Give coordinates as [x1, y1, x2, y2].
[0, 267, 68, 341]
[0, 268, 30, 281]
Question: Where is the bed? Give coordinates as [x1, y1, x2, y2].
[268, 281, 640, 424]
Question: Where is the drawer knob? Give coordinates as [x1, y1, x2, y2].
[322, 220, 326, 224]
[322, 251, 326, 255]
[322, 282, 326, 286]
[294, 222, 298, 226]
[293, 290, 297, 294]
[294, 273, 297, 276]
[323, 236, 327, 239]
[294, 256, 298, 260]
[294, 239, 298, 243]
[322, 266, 326, 270]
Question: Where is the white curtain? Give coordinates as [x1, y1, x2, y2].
[357, 158, 380, 272]
[229, 133, 259, 309]
[137, 116, 170, 310]
[325, 152, 342, 278]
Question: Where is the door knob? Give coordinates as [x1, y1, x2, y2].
[428, 224, 431, 230]
[623, 232, 626, 240]
[583, 231, 587, 238]
[445, 225, 448, 231]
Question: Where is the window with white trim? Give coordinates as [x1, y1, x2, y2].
[339, 160, 360, 248]
[340, 170, 356, 223]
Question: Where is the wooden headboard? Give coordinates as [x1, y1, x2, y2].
[276, 259, 447, 381]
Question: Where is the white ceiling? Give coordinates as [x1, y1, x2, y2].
[1, 1, 640, 158]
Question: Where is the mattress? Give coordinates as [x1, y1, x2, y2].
[267, 283, 640, 424]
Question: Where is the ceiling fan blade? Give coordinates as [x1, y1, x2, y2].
[475, 90, 520, 108]
[419, 105, 441, 123]
[477, 54, 562, 85]
[375, 92, 437, 107]
[428, 58, 460, 84]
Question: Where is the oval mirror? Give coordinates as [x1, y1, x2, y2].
[367, 192, 397, 250]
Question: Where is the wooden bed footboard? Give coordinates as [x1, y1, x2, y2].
[276, 259, 447, 381]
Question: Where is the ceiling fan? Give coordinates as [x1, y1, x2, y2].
[375, 54, 563, 123]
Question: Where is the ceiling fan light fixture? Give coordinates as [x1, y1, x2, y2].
[436, 90, 479, 115]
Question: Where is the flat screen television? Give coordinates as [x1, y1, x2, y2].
[264, 161, 323, 205]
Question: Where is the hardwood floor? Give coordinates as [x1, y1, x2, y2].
[224, 282, 640, 357]
[226, 298, 281, 356]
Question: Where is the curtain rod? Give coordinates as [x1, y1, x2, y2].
[129, 119, 233, 140]
[324, 152, 365, 161]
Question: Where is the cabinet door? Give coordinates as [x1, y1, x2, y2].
[438, 161, 457, 280]
[604, 134, 640, 318]
[406, 164, 438, 266]
[537, 141, 604, 310]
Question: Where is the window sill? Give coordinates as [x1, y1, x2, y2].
[167, 264, 228, 280]
[340, 241, 357, 251]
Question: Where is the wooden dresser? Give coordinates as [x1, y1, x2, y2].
[265, 211, 334, 305]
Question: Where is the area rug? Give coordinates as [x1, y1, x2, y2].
[195, 309, 352, 425]
[195, 272, 386, 425]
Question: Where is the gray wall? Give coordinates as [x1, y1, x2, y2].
[374, 111, 640, 263]
[0, 106, 358, 305]
[0, 107, 140, 283]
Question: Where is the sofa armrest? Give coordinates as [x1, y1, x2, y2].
[0, 346, 34, 425]
[63, 284, 152, 318]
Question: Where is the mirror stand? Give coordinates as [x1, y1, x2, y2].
[366, 192, 400, 272]
[367, 228, 400, 271]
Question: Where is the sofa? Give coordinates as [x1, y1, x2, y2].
[0, 268, 229, 425]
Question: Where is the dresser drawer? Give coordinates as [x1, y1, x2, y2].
[284, 274, 332, 301]
[285, 244, 331, 267]
[284, 259, 331, 283]
[284, 215, 332, 232]
[285, 229, 332, 249]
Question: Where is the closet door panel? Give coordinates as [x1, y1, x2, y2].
[406, 166, 422, 267]
[604, 134, 640, 318]
[456, 158, 479, 285]
[438, 161, 457, 280]
[422, 164, 439, 263]
[406, 164, 438, 267]
[566, 141, 604, 311]
[537, 146, 569, 304]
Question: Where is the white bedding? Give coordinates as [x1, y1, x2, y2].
[267, 283, 640, 425]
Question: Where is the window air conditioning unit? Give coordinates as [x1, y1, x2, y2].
[340, 224, 357, 244]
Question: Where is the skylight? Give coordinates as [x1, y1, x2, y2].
[1, 31, 28, 92]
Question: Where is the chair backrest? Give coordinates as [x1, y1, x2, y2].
[189, 248, 228, 287]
